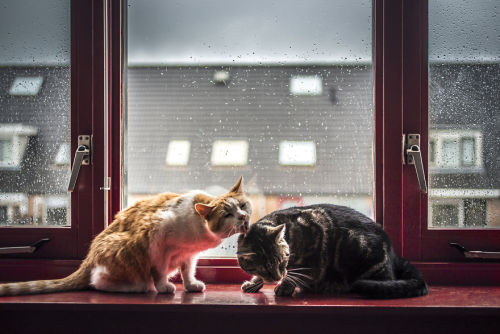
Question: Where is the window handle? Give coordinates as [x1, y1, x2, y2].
[68, 135, 91, 192]
[403, 134, 428, 193]
[0, 238, 50, 255]
[450, 242, 500, 260]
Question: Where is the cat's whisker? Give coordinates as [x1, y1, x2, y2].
[287, 267, 312, 273]
[287, 271, 313, 280]
[286, 273, 310, 289]
[225, 225, 236, 239]
[284, 275, 299, 288]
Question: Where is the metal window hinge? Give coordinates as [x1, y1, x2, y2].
[403, 133, 428, 193]
[68, 135, 92, 192]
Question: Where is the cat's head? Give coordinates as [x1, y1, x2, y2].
[237, 223, 289, 282]
[195, 176, 253, 238]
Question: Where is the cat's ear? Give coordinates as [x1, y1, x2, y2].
[195, 203, 214, 220]
[269, 224, 286, 242]
[228, 176, 244, 194]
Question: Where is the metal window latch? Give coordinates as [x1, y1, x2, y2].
[0, 238, 50, 255]
[450, 243, 500, 260]
[68, 135, 92, 192]
[403, 133, 428, 193]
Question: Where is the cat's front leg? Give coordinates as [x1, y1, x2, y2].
[241, 276, 264, 293]
[274, 279, 295, 296]
[151, 267, 176, 294]
[180, 256, 206, 292]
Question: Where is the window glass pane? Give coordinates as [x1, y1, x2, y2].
[461, 138, 475, 167]
[432, 203, 459, 228]
[428, 0, 500, 229]
[463, 199, 486, 227]
[125, 0, 374, 257]
[441, 140, 459, 168]
[0, 0, 71, 227]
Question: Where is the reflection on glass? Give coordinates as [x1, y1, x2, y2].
[0, 0, 71, 227]
[428, 0, 500, 228]
[126, 0, 374, 257]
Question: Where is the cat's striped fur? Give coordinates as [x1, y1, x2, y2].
[0, 177, 251, 296]
[237, 204, 428, 299]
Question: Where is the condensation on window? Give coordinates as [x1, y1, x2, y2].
[428, 0, 500, 229]
[0, 0, 71, 227]
[125, 0, 374, 257]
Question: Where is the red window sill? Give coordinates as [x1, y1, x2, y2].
[2, 259, 500, 285]
[1, 284, 499, 334]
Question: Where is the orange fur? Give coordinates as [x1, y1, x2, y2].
[0, 177, 252, 296]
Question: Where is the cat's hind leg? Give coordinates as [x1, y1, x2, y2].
[90, 265, 153, 293]
[180, 256, 206, 292]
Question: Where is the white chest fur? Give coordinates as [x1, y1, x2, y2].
[148, 192, 221, 274]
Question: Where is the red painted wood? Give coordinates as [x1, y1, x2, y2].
[373, 0, 384, 226]
[109, 0, 124, 222]
[4, 258, 499, 286]
[0, 259, 251, 284]
[1, 285, 499, 334]
[88, 0, 107, 246]
[380, 0, 404, 254]
[0, 260, 80, 281]
[397, 0, 500, 262]
[401, 0, 425, 260]
[0, 0, 105, 260]
[0, 229, 76, 260]
[416, 262, 500, 286]
[0, 285, 499, 308]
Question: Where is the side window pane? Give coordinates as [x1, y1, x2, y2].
[125, 0, 374, 257]
[0, 0, 71, 227]
[428, 0, 500, 229]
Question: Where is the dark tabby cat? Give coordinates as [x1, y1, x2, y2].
[237, 204, 428, 299]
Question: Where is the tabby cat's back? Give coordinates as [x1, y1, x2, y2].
[238, 204, 428, 299]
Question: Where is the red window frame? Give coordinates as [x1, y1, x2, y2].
[0, 0, 120, 280]
[376, 0, 500, 284]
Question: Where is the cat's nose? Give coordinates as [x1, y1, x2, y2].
[238, 213, 248, 221]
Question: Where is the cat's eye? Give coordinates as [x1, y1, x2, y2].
[240, 203, 247, 209]
[224, 213, 233, 218]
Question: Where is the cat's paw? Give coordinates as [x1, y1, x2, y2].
[184, 280, 206, 292]
[156, 281, 176, 294]
[241, 280, 263, 293]
[274, 282, 295, 296]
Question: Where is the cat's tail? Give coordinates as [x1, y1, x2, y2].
[351, 256, 429, 299]
[0, 264, 91, 296]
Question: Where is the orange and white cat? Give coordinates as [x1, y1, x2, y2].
[0, 177, 252, 296]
